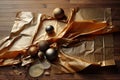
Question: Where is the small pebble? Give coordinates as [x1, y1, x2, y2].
[44, 71, 50, 76]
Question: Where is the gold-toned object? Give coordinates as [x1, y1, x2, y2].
[28, 45, 38, 55]
[53, 8, 66, 20]
[29, 64, 44, 77]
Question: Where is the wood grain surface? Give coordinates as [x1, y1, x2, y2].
[0, 0, 120, 80]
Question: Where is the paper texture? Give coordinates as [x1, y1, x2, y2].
[61, 8, 115, 67]
[0, 8, 117, 73]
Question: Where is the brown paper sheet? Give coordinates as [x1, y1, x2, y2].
[61, 8, 115, 66]
[0, 8, 117, 73]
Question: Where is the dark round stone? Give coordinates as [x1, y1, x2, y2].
[45, 25, 54, 34]
[45, 48, 58, 62]
[53, 8, 65, 20]
[28, 45, 38, 56]
[38, 40, 50, 52]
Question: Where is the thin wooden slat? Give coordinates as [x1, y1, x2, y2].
[47, 3, 120, 8]
[0, 12, 16, 17]
[0, 17, 15, 21]
[0, 0, 70, 4]
[112, 21, 120, 27]
[113, 30, 120, 56]
[0, 5, 120, 14]
[1, 4, 120, 10]
[112, 8, 120, 20]
[114, 32, 120, 47]
[0, 30, 10, 40]
[0, 24, 12, 27]
[70, 0, 120, 4]
[0, 25, 13, 30]
[0, 4, 46, 9]
[0, 8, 57, 13]
[0, 22, 14, 30]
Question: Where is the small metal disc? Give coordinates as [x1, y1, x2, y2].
[29, 64, 44, 77]
[39, 59, 51, 69]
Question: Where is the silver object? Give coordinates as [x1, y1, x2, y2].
[29, 64, 44, 77]
[39, 59, 51, 69]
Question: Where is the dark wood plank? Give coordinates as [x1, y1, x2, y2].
[70, 0, 120, 4]
[112, 8, 120, 20]
[0, 0, 70, 4]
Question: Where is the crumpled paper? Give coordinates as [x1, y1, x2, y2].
[61, 8, 115, 66]
[0, 8, 118, 73]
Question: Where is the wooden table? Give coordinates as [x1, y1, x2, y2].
[0, 0, 120, 80]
